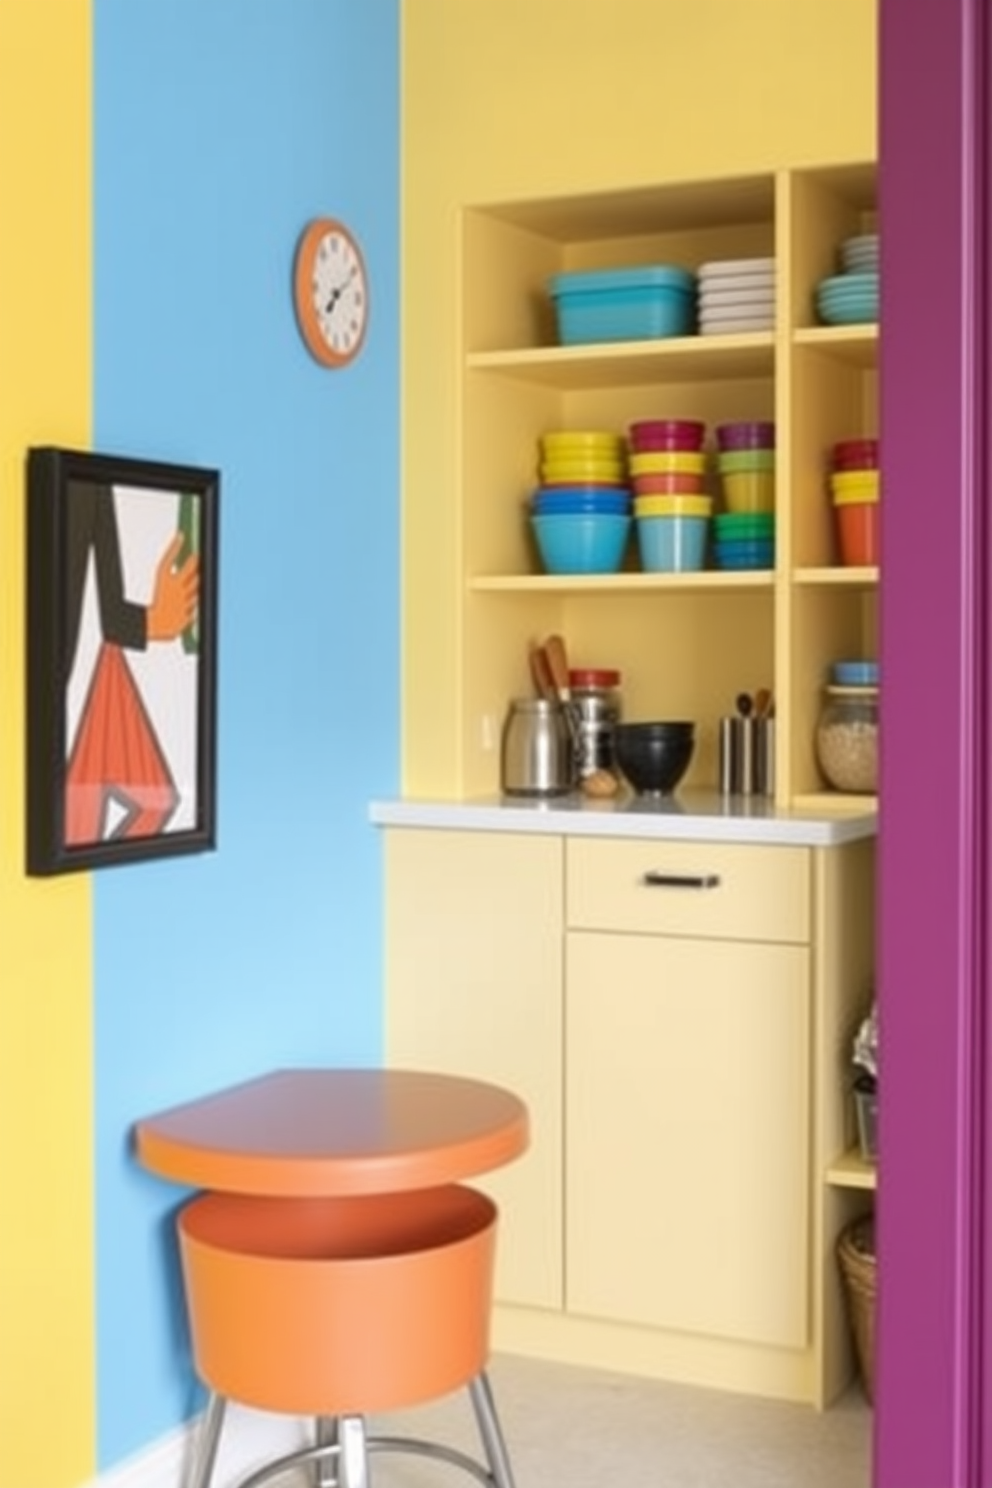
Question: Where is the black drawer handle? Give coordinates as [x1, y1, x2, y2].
[641, 871, 722, 890]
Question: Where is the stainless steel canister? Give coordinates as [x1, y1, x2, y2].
[500, 698, 574, 796]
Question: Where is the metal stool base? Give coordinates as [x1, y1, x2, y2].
[184, 1372, 517, 1488]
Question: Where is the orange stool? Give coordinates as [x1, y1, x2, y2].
[178, 1184, 516, 1488]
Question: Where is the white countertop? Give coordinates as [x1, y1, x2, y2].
[369, 790, 877, 847]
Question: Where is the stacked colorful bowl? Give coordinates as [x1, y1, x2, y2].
[627, 420, 711, 572]
[697, 256, 776, 336]
[530, 430, 632, 574]
[816, 235, 879, 325]
[712, 511, 775, 570]
[829, 437, 879, 566]
[715, 421, 776, 522]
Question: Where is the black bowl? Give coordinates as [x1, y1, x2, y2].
[614, 721, 696, 795]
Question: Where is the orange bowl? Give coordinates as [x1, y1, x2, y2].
[632, 471, 707, 496]
[835, 500, 879, 566]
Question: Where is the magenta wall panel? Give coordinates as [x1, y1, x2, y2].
[877, 0, 991, 1483]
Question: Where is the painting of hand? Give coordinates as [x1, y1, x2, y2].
[147, 532, 200, 643]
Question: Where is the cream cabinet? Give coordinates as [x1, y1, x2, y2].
[417, 161, 878, 815]
[380, 819, 876, 1407]
[565, 838, 810, 1348]
[382, 826, 564, 1310]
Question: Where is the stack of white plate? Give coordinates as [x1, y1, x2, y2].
[697, 256, 776, 336]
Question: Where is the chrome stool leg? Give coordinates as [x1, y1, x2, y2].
[314, 1416, 338, 1488]
[337, 1415, 370, 1488]
[184, 1392, 227, 1488]
[469, 1372, 517, 1488]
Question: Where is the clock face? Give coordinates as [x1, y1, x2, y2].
[294, 218, 369, 367]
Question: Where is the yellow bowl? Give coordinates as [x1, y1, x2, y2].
[833, 486, 880, 506]
[721, 468, 775, 513]
[541, 460, 627, 482]
[628, 451, 706, 476]
[541, 431, 623, 454]
[830, 470, 880, 495]
[634, 495, 713, 518]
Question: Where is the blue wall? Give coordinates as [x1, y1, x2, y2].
[92, 0, 399, 1464]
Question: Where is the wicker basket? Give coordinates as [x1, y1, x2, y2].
[837, 1216, 876, 1403]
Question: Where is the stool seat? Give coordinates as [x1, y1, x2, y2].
[181, 1185, 496, 1415]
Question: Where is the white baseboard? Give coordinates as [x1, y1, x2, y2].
[82, 1406, 311, 1488]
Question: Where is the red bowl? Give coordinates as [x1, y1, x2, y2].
[628, 419, 706, 451]
[832, 456, 880, 473]
[833, 437, 879, 467]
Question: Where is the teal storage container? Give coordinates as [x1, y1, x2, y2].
[549, 264, 697, 345]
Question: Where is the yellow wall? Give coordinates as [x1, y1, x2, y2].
[0, 5, 96, 1483]
[401, 0, 877, 792]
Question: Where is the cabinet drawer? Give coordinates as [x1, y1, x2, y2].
[566, 837, 810, 943]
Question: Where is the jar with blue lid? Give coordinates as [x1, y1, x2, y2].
[815, 661, 879, 793]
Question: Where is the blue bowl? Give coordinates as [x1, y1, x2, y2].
[713, 550, 774, 571]
[817, 300, 878, 326]
[531, 512, 631, 574]
[818, 271, 879, 296]
[712, 536, 775, 568]
[636, 514, 709, 573]
[532, 485, 631, 516]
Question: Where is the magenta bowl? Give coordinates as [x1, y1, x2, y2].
[628, 419, 706, 452]
[716, 420, 776, 451]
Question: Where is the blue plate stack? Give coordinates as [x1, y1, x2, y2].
[815, 233, 879, 325]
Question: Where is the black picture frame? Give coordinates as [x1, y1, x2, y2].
[26, 446, 219, 875]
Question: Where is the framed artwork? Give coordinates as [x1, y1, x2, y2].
[26, 446, 219, 875]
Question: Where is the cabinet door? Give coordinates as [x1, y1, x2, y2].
[566, 930, 810, 1348]
[383, 828, 563, 1309]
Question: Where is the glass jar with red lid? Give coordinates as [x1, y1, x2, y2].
[568, 668, 622, 776]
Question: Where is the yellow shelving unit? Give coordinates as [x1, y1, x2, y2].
[457, 162, 878, 810]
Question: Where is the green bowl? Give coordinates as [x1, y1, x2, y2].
[717, 448, 776, 473]
[713, 511, 775, 537]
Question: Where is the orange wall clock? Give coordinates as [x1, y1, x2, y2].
[293, 217, 370, 367]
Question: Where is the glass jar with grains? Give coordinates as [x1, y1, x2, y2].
[815, 684, 879, 793]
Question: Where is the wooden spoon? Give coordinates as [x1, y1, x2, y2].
[754, 686, 773, 719]
[543, 633, 583, 751]
[543, 634, 573, 706]
[529, 642, 555, 701]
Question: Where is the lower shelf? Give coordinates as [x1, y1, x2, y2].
[826, 1147, 877, 1191]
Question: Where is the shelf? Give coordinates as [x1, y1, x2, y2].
[826, 1147, 877, 1192]
[792, 566, 879, 588]
[469, 571, 776, 595]
[467, 334, 775, 389]
[791, 792, 879, 815]
[791, 325, 878, 367]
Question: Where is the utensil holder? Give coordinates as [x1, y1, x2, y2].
[720, 715, 775, 797]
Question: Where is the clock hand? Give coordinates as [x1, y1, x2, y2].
[324, 264, 358, 315]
